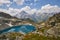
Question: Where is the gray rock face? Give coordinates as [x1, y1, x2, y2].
[0, 24, 9, 30]
[0, 12, 12, 18]
[0, 12, 15, 30]
[47, 27, 60, 37]
[45, 13, 60, 37]
[0, 12, 35, 30]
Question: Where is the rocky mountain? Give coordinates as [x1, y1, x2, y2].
[45, 13, 60, 36]
[15, 11, 31, 19]
[40, 13, 60, 37]
[0, 12, 35, 30]
[32, 12, 57, 22]
[14, 10, 58, 23]
[0, 12, 12, 18]
[0, 12, 18, 30]
[46, 13, 60, 27]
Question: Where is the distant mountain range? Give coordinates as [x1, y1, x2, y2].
[0, 11, 59, 23]
[0, 11, 60, 32]
[14, 10, 58, 22]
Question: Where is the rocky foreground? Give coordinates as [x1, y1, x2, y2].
[0, 12, 60, 40]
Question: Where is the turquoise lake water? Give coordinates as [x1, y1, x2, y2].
[0, 25, 36, 34]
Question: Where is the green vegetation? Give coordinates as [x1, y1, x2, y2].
[23, 33, 60, 40]
[0, 33, 60, 40]
[0, 32, 23, 40]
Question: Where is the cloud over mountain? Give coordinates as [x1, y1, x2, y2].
[0, 4, 60, 22]
[34, 4, 60, 22]
[38, 4, 60, 13]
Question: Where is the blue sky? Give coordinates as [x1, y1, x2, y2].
[0, 0, 60, 9]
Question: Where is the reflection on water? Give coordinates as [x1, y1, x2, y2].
[0, 25, 36, 34]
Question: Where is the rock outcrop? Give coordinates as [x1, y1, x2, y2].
[45, 13, 60, 37]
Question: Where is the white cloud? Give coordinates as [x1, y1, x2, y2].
[21, 6, 31, 11]
[30, 3, 33, 5]
[0, 0, 12, 7]
[30, 9, 37, 14]
[13, 0, 24, 5]
[36, 4, 60, 14]
[34, 0, 38, 2]
[0, 8, 21, 16]
[39, 4, 60, 13]
[21, 6, 31, 14]
[8, 8, 21, 16]
[21, 6, 37, 14]
[0, 0, 10, 4]
[0, 4, 60, 16]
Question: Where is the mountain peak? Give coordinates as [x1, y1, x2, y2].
[16, 11, 31, 19]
